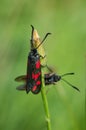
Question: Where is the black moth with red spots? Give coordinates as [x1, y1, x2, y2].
[15, 25, 51, 94]
[15, 49, 41, 94]
[15, 26, 41, 94]
[26, 45, 41, 94]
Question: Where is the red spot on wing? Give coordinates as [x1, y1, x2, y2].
[32, 85, 37, 91]
[36, 81, 41, 85]
[32, 72, 41, 80]
[32, 81, 41, 92]
[36, 61, 40, 69]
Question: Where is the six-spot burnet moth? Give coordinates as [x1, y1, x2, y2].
[15, 25, 51, 94]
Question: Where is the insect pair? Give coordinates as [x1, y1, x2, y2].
[15, 25, 80, 94]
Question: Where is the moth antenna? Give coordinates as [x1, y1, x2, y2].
[61, 78, 80, 92]
[61, 72, 74, 77]
[36, 33, 51, 49]
[31, 25, 34, 39]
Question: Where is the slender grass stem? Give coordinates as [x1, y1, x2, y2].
[41, 70, 51, 130]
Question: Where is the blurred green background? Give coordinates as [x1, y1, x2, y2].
[0, 0, 85, 130]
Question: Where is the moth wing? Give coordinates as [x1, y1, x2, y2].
[16, 84, 26, 91]
[15, 75, 27, 82]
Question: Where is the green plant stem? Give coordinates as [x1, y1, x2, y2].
[41, 70, 51, 130]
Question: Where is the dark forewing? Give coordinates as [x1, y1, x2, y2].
[15, 75, 27, 82]
[16, 84, 26, 91]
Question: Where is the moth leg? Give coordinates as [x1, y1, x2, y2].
[40, 54, 46, 59]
